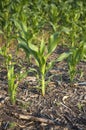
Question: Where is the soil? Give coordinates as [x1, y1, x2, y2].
[0, 46, 86, 130]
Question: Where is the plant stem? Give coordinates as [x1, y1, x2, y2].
[11, 93, 15, 105]
[41, 74, 45, 96]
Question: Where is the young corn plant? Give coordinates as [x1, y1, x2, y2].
[61, 9, 86, 81]
[49, 3, 60, 32]
[7, 61, 27, 105]
[7, 63, 18, 105]
[0, 34, 27, 106]
[0, 0, 16, 67]
[18, 32, 60, 96]
[67, 42, 86, 82]
[7, 53, 27, 105]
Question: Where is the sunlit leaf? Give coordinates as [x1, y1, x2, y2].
[57, 52, 71, 62]
[48, 32, 60, 55]
[40, 38, 45, 55]
[29, 43, 38, 52]
[62, 27, 70, 35]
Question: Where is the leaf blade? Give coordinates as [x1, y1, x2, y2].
[48, 32, 60, 55]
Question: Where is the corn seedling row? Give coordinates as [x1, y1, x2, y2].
[0, 0, 86, 104]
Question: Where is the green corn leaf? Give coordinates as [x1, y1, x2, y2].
[0, 30, 3, 34]
[18, 37, 27, 45]
[13, 20, 25, 31]
[18, 42, 30, 55]
[19, 21, 27, 34]
[40, 38, 45, 55]
[83, 42, 86, 55]
[13, 20, 28, 39]
[62, 27, 70, 35]
[18, 42, 40, 65]
[48, 32, 60, 55]
[14, 83, 18, 90]
[40, 56, 46, 75]
[50, 4, 57, 16]
[8, 65, 14, 80]
[8, 65, 15, 91]
[57, 52, 71, 62]
[18, 42, 31, 59]
[29, 43, 38, 52]
[46, 60, 55, 73]
[49, 22, 56, 31]
[0, 48, 2, 55]
[28, 47, 40, 66]
[27, 68, 38, 74]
